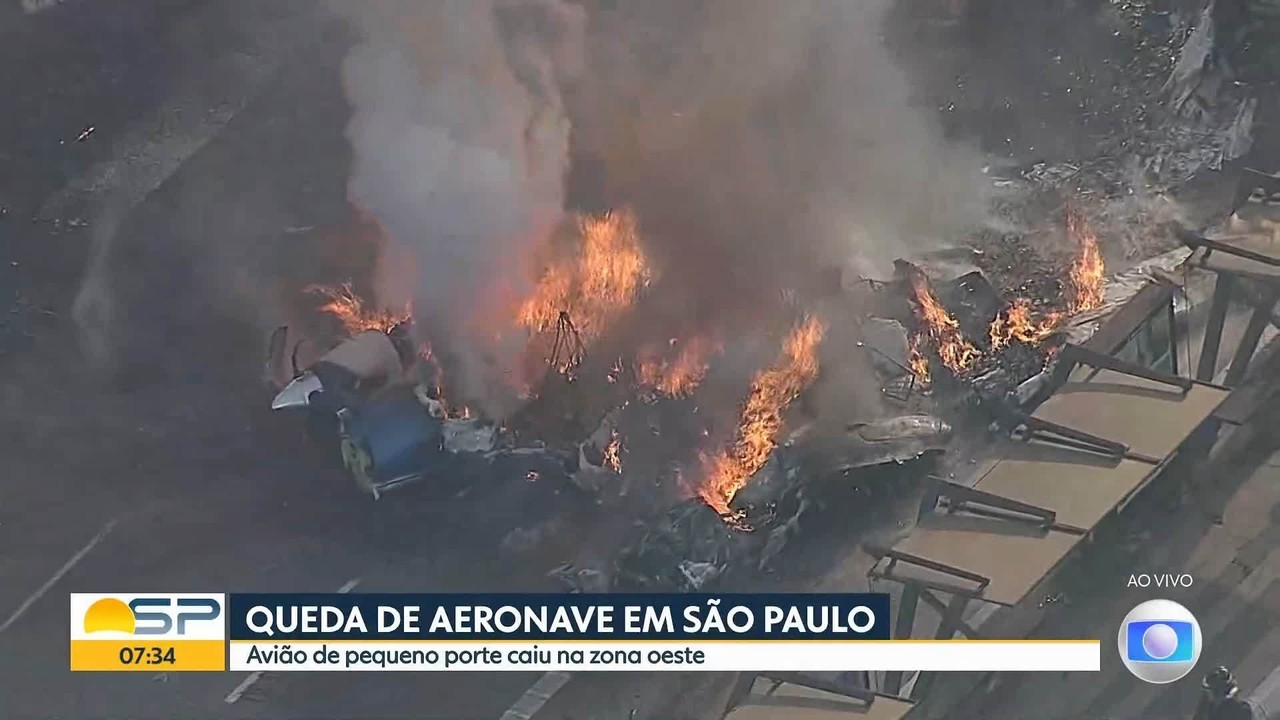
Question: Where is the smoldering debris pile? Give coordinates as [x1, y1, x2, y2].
[565, 415, 952, 594]
[280, 280, 955, 594]
[970, 0, 1262, 261]
[856, 204, 1108, 421]
[277, 0, 1276, 598]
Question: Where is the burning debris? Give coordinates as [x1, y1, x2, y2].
[605, 414, 952, 592]
[275, 265, 959, 590]
[904, 269, 980, 384]
[570, 408, 625, 495]
[902, 210, 1107, 389]
[307, 282, 410, 335]
[1065, 209, 1106, 314]
[697, 316, 826, 519]
[613, 499, 745, 591]
[518, 208, 653, 374]
[635, 336, 720, 400]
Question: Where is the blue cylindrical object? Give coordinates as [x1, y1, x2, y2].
[343, 388, 444, 490]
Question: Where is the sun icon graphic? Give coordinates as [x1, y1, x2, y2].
[83, 598, 136, 634]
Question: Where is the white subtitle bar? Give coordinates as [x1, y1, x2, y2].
[228, 640, 1100, 672]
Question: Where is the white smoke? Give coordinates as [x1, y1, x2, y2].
[337, 0, 585, 417]
[571, 0, 990, 311]
[336, 0, 989, 416]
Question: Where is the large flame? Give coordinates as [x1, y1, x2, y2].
[636, 336, 720, 398]
[906, 273, 980, 381]
[698, 316, 825, 517]
[913, 210, 1107, 383]
[517, 208, 652, 345]
[988, 298, 1062, 352]
[987, 212, 1105, 352]
[908, 335, 932, 385]
[1066, 210, 1105, 314]
[309, 282, 410, 335]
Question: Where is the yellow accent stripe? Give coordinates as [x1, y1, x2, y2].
[71, 639, 225, 671]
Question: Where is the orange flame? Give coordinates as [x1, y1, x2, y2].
[603, 429, 624, 473]
[1066, 210, 1105, 314]
[698, 316, 825, 517]
[984, 212, 1105, 352]
[908, 335, 932, 385]
[636, 336, 720, 398]
[309, 282, 409, 335]
[988, 298, 1064, 352]
[516, 208, 652, 345]
[906, 273, 980, 377]
[911, 211, 1107, 378]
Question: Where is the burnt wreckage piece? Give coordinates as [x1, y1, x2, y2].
[607, 415, 952, 593]
[887, 261, 1064, 409]
[267, 323, 522, 497]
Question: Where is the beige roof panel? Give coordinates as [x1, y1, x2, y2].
[727, 680, 914, 720]
[1031, 369, 1227, 460]
[1190, 221, 1280, 279]
[877, 513, 1083, 606]
[974, 440, 1155, 531]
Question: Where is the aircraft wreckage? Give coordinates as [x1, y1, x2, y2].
[262, 308, 952, 593]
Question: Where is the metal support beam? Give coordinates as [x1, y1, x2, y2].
[933, 594, 971, 640]
[883, 584, 920, 696]
[876, 550, 993, 595]
[1021, 416, 1163, 464]
[931, 479, 1062, 531]
[1225, 290, 1279, 386]
[1168, 297, 1181, 377]
[755, 673, 877, 703]
[906, 594, 973, 702]
[1177, 226, 1280, 267]
[1198, 274, 1237, 381]
[1058, 343, 1193, 392]
[919, 588, 983, 639]
[894, 583, 921, 640]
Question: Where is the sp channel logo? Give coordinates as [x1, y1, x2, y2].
[1118, 599, 1201, 684]
[70, 594, 226, 672]
[71, 594, 225, 638]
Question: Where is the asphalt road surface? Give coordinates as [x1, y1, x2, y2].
[0, 3, 593, 718]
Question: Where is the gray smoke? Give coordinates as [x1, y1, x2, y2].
[337, 0, 585, 416]
[568, 0, 991, 422]
[337, 0, 989, 415]
[573, 0, 990, 311]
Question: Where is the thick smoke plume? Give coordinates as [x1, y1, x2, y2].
[337, 0, 585, 417]
[337, 0, 988, 416]
[573, 0, 990, 312]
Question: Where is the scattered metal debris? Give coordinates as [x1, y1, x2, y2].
[547, 563, 610, 593]
[608, 415, 950, 592]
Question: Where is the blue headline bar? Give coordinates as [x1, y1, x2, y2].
[227, 593, 891, 641]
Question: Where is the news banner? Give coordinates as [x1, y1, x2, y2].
[69, 593, 1100, 673]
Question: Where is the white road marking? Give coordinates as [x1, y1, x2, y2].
[224, 578, 362, 704]
[223, 671, 263, 705]
[0, 519, 116, 635]
[37, 9, 326, 223]
[501, 671, 574, 720]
